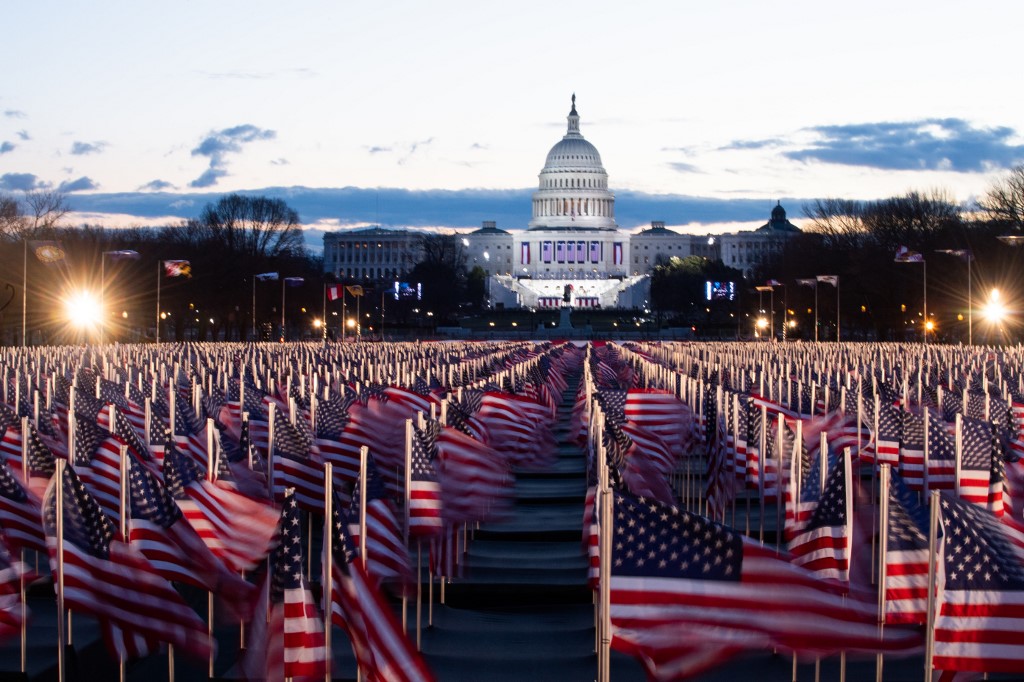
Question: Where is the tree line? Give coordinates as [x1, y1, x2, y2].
[650, 165, 1024, 343]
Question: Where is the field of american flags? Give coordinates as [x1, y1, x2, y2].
[1, 340, 1024, 679]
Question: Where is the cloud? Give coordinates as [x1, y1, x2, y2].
[58, 176, 98, 192]
[190, 167, 228, 188]
[0, 173, 49, 191]
[719, 138, 784, 151]
[138, 179, 176, 191]
[16, 131, 30, 141]
[70, 141, 107, 155]
[470, 143, 489, 150]
[367, 146, 391, 154]
[199, 67, 316, 80]
[270, 158, 289, 166]
[667, 161, 701, 174]
[3, 110, 25, 119]
[190, 124, 276, 188]
[0, 142, 13, 154]
[783, 119, 1024, 172]
[398, 138, 434, 165]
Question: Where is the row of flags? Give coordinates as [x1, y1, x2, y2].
[584, 340, 1024, 679]
[0, 337, 582, 678]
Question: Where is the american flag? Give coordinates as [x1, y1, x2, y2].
[436, 425, 510, 524]
[898, 411, 925, 490]
[409, 421, 442, 539]
[163, 445, 278, 572]
[71, 417, 127, 523]
[875, 403, 902, 466]
[786, 449, 851, 584]
[327, 494, 436, 682]
[926, 412, 957, 491]
[267, 491, 327, 679]
[477, 392, 555, 469]
[271, 411, 325, 512]
[346, 458, 413, 588]
[958, 416, 1003, 514]
[608, 490, 919, 680]
[626, 389, 691, 459]
[932, 492, 1024, 675]
[0, 457, 46, 554]
[883, 471, 931, 624]
[245, 491, 325, 675]
[941, 391, 964, 424]
[125, 457, 256, 618]
[704, 412, 734, 522]
[621, 422, 676, 505]
[0, 544, 28, 642]
[42, 464, 211, 660]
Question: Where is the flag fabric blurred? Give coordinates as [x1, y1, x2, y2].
[0, 457, 46, 554]
[435, 425, 510, 524]
[816, 275, 838, 286]
[270, 411, 324, 512]
[255, 272, 279, 281]
[926, 413, 957, 491]
[284, 276, 304, 287]
[326, 284, 344, 301]
[883, 471, 931, 624]
[345, 459, 413, 588]
[126, 457, 256, 619]
[163, 260, 191, 278]
[408, 422, 442, 539]
[0, 545, 28, 642]
[796, 278, 817, 288]
[163, 445, 278, 572]
[328, 494, 435, 682]
[246, 491, 326, 680]
[932, 492, 1024, 675]
[346, 285, 364, 297]
[609, 489, 919, 680]
[786, 450, 851, 584]
[42, 464, 211, 660]
[898, 411, 925, 490]
[958, 416, 1003, 513]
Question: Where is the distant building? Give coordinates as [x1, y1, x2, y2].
[322, 97, 801, 305]
[322, 226, 421, 281]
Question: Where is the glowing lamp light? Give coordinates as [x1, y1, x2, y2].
[756, 317, 768, 330]
[346, 318, 356, 329]
[984, 288, 1007, 323]
[65, 291, 101, 328]
[313, 319, 322, 328]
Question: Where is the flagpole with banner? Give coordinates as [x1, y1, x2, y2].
[816, 275, 839, 341]
[253, 273, 279, 342]
[100, 250, 140, 345]
[155, 261, 161, 344]
[894, 247, 926, 342]
[796, 279, 818, 342]
[21, 241, 26, 347]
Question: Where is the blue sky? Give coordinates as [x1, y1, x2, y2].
[3, 0, 1023, 251]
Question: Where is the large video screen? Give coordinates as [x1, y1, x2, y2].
[705, 281, 735, 301]
[393, 282, 422, 300]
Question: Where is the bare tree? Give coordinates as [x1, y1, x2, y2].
[802, 198, 866, 249]
[24, 190, 70, 234]
[0, 193, 24, 242]
[183, 194, 305, 259]
[978, 164, 1024, 230]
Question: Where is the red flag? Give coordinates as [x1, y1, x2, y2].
[326, 284, 344, 301]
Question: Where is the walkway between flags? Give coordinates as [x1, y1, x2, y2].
[419, 371, 646, 681]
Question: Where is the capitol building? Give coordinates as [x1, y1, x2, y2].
[323, 96, 800, 309]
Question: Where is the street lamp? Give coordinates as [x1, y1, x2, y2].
[983, 288, 1006, 323]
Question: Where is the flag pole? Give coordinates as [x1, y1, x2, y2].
[924, 490, 940, 678]
[323, 463, 333, 682]
[341, 287, 347, 342]
[280, 278, 286, 341]
[21, 240, 27, 347]
[252, 276, 256, 341]
[876, 463, 890, 682]
[155, 261, 161, 344]
[322, 282, 327, 343]
[836, 278, 841, 342]
[100, 253, 105, 346]
[967, 256, 972, 346]
[814, 282, 819, 343]
[55, 458, 66, 682]
[923, 259, 928, 344]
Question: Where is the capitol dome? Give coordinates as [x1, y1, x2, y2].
[528, 95, 617, 231]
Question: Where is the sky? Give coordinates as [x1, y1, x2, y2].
[3, 0, 1024, 252]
